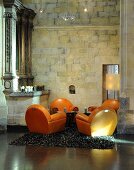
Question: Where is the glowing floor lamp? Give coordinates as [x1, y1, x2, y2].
[106, 74, 120, 99]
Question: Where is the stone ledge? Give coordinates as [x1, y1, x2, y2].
[34, 25, 119, 31]
[9, 90, 50, 97]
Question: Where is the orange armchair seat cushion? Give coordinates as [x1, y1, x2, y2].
[50, 111, 66, 121]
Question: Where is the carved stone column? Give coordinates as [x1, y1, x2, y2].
[3, 0, 36, 91]
[26, 10, 35, 85]
[16, 12, 21, 73]
[17, 8, 35, 87]
[117, 0, 134, 134]
[2, 0, 20, 93]
[120, 0, 134, 108]
[20, 10, 27, 77]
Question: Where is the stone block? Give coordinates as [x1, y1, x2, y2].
[14, 114, 26, 126]
[89, 2, 96, 7]
[108, 30, 117, 35]
[46, 3, 57, 10]
[116, 4, 120, 12]
[109, 11, 119, 17]
[107, 1, 117, 6]
[109, 17, 119, 25]
[104, 6, 115, 12]
[92, 35, 99, 42]
[99, 48, 118, 56]
[93, 6, 104, 12]
[117, 110, 134, 134]
[96, 2, 107, 6]
[108, 41, 119, 48]
[60, 35, 70, 44]
[98, 42, 108, 48]
[91, 17, 109, 25]
[99, 34, 109, 41]
[99, 12, 109, 17]
[110, 35, 119, 43]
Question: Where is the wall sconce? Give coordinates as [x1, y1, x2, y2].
[106, 74, 120, 99]
[69, 85, 75, 94]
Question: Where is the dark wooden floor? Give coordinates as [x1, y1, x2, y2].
[0, 131, 134, 170]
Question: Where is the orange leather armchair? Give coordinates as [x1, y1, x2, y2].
[76, 106, 103, 136]
[25, 104, 66, 134]
[50, 98, 79, 114]
[76, 108, 117, 136]
[76, 99, 119, 136]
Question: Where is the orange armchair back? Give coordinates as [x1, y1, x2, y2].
[25, 104, 66, 134]
[101, 99, 120, 112]
[88, 99, 120, 113]
[50, 98, 79, 113]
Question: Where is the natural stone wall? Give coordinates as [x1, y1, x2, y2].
[23, 0, 120, 27]
[32, 26, 119, 111]
[22, 0, 120, 111]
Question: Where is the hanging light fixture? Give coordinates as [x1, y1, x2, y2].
[39, 0, 44, 13]
[84, 0, 88, 12]
[34, 0, 45, 14]
[61, 0, 76, 21]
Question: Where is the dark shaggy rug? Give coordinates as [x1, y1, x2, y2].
[9, 127, 115, 149]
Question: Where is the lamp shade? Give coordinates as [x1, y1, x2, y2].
[106, 74, 120, 91]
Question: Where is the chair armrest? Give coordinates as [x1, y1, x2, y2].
[70, 106, 79, 111]
[50, 111, 66, 121]
[76, 113, 89, 123]
[50, 107, 59, 114]
[88, 106, 98, 112]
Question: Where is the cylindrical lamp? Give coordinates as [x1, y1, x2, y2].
[106, 74, 120, 99]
